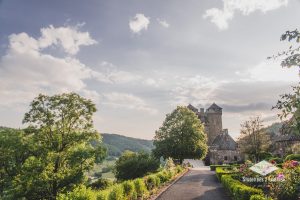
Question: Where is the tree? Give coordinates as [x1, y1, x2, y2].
[10, 93, 106, 200]
[114, 151, 160, 181]
[0, 128, 31, 198]
[273, 84, 300, 135]
[153, 106, 208, 164]
[238, 116, 271, 162]
[268, 29, 300, 71]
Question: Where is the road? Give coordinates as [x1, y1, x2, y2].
[156, 161, 231, 200]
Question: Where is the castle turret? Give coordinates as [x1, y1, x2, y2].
[206, 103, 222, 145]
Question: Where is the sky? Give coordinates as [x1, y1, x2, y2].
[0, 0, 299, 140]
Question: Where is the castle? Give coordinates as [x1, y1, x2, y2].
[187, 103, 241, 165]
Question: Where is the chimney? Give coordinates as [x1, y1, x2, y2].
[223, 129, 228, 135]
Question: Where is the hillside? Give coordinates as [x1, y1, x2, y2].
[102, 133, 154, 157]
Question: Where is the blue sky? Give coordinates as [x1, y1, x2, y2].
[0, 0, 299, 139]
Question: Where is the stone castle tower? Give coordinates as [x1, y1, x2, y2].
[187, 103, 222, 145]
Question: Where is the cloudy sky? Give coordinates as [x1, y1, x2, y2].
[0, 0, 299, 139]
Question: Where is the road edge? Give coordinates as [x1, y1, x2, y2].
[149, 168, 190, 200]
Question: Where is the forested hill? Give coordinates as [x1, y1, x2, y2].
[102, 133, 154, 157]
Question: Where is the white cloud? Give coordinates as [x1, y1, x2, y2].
[157, 18, 170, 28]
[129, 13, 150, 33]
[39, 25, 97, 55]
[0, 25, 99, 107]
[203, 0, 289, 30]
[102, 92, 158, 114]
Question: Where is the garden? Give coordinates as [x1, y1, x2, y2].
[214, 154, 300, 200]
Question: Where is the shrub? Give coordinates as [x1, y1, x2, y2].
[221, 175, 263, 200]
[58, 185, 97, 200]
[164, 158, 175, 170]
[121, 181, 136, 199]
[156, 171, 169, 184]
[108, 185, 124, 200]
[215, 167, 237, 181]
[250, 194, 273, 200]
[133, 178, 148, 199]
[210, 165, 231, 171]
[175, 165, 184, 173]
[90, 178, 114, 190]
[284, 154, 300, 162]
[114, 151, 160, 181]
[96, 190, 110, 200]
[145, 175, 160, 191]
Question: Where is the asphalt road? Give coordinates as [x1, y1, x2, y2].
[156, 168, 231, 200]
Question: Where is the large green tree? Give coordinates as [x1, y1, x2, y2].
[153, 106, 208, 163]
[8, 93, 106, 200]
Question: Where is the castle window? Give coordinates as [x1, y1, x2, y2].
[224, 156, 228, 160]
[234, 156, 238, 161]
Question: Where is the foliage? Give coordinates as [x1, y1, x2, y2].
[273, 84, 300, 134]
[221, 175, 263, 200]
[215, 167, 238, 181]
[267, 160, 300, 200]
[164, 157, 175, 170]
[57, 185, 98, 200]
[90, 178, 114, 190]
[153, 106, 208, 163]
[210, 164, 232, 171]
[102, 133, 153, 157]
[121, 181, 136, 200]
[268, 29, 300, 69]
[238, 116, 271, 162]
[133, 178, 149, 199]
[250, 194, 273, 200]
[285, 154, 300, 162]
[114, 151, 160, 181]
[257, 152, 273, 161]
[108, 185, 125, 200]
[267, 157, 283, 164]
[2, 93, 107, 200]
[0, 128, 31, 197]
[58, 166, 185, 200]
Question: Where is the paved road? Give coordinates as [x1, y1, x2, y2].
[156, 167, 231, 200]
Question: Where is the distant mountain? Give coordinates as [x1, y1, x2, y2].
[101, 133, 154, 157]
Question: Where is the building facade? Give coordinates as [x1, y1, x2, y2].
[188, 103, 242, 164]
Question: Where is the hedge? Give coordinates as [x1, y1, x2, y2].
[58, 166, 186, 200]
[250, 194, 273, 200]
[210, 164, 239, 171]
[221, 175, 263, 200]
[215, 167, 237, 181]
[284, 154, 300, 162]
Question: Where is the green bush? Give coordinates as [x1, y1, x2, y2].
[215, 167, 236, 181]
[145, 175, 160, 191]
[133, 178, 148, 199]
[90, 178, 114, 190]
[284, 154, 300, 162]
[250, 194, 273, 200]
[258, 152, 273, 161]
[58, 185, 97, 200]
[221, 175, 263, 200]
[121, 181, 136, 199]
[114, 151, 160, 181]
[156, 171, 169, 184]
[96, 190, 110, 200]
[210, 165, 231, 171]
[108, 185, 124, 200]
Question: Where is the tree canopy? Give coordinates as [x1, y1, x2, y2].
[153, 106, 208, 163]
[1, 93, 106, 200]
[238, 116, 270, 162]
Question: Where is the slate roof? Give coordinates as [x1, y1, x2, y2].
[274, 134, 300, 142]
[211, 130, 237, 150]
[207, 103, 222, 112]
